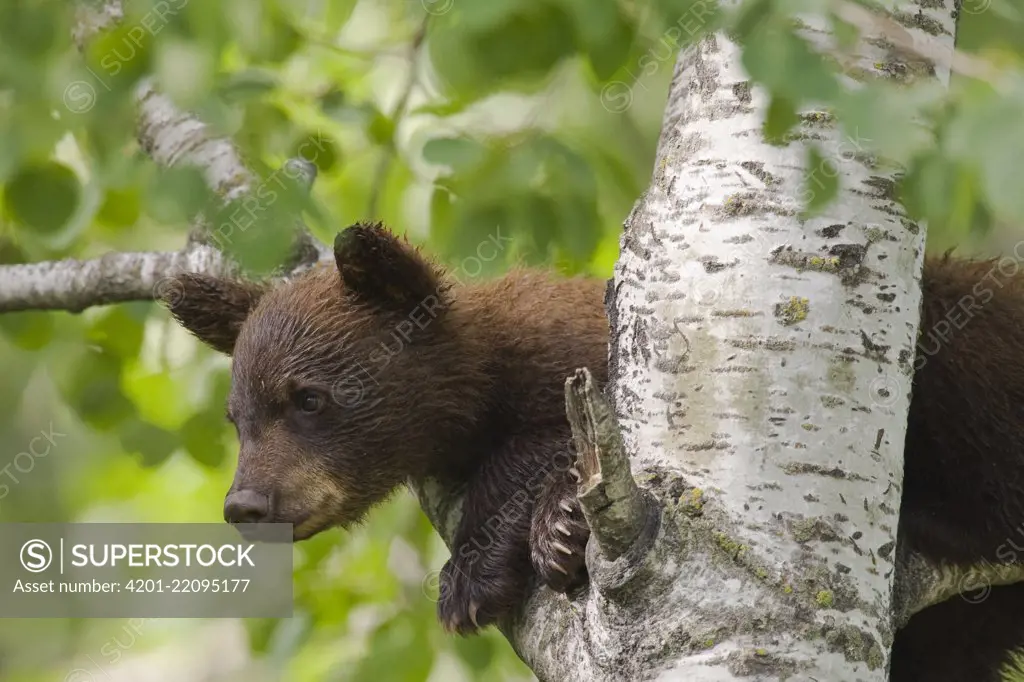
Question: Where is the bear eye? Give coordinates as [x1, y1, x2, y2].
[293, 389, 326, 415]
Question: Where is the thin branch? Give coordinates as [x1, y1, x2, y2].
[135, 80, 253, 203]
[72, 0, 123, 50]
[305, 36, 410, 60]
[565, 367, 648, 560]
[366, 19, 429, 218]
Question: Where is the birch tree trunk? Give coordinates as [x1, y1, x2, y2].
[596, 33, 925, 682]
[1, 2, 1004, 681]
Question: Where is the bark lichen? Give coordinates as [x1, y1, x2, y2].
[774, 296, 810, 326]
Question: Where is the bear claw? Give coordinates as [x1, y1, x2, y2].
[437, 552, 526, 636]
[531, 476, 590, 593]
[552, 540, 573, 556]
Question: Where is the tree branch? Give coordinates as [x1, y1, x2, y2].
[366, 19, 429, 218]
[566, 367, 649, 561]
[892, 547, 1024, 630]
[0, 245, 233, 313]
[72, 0, 123, 50]
[75, 0, 257, 206]
[135, 81, 253, 203]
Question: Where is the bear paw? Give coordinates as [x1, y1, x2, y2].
[436, 552, 526, 636]
[530, 472, 590, 593]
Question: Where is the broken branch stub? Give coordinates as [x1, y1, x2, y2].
[892, 543, 1024, 630]
[565, 367, 647, 561]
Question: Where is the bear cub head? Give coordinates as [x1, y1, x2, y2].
[165, 223, 475, 541]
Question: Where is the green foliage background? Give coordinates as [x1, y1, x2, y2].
[0, 0, 1022, 680]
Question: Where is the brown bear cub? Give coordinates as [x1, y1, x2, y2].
[167, 223, 1024, 682]
[168, 223, 605, 634]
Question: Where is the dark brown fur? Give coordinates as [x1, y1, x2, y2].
[894, 253, 1024, 681]
[166, 225, 1024, 679]
[168, 223, 606, 633]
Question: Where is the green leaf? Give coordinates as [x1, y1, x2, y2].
[410, 99, 474, 118]
[649, 0, 721, 36]
[446, 0, 522, 31]
[210, 183, 304, 275]
[181, 411, 227, 468]
[946, 86, 1024, 223]
[0, 342, 34, 418]
[87, 306, 146, 359]
[429, 185, 456, 242]
[901, 152, 952, 228]
[448, 204, 512, 265]
[321, 0, 359, 34]
[422, 137, 488, 172]
[261, 11, 303, 63]
[526, 196, 558, 261]
[830, 10, 861, 51]
[119, 418, 180, 467]
[428, 3, 576, 98]
[555, 0, 634, 80]
[86, 24, 153, 90]
[0, 311, 53, 351]
[840, 83, 941, 165]
[122, 370, 191, 432]
[238, 102, 295, 159]
[291, 131, 339, 173]
[367, 110, 395, 146]
[5, 162, 81, 234]
[145, 166, 211, 225]
[0, 2, 58, 56]
[452, 633, 496, 671]
[742, 22, 840, 104]
[967, 196, 994, 237]
[95, 186, 142, 230]
[264, 611, 313, 663]
[733, 0, 774, 42]
[763, 96, 799, 144]
[949, 165, 980, 235]
[804, 145, 839, 216]
[61, 351, 134, 431]
[556, 196, 601, 262]
[218, 69, 280, 103]
[347, 620, 434, 682]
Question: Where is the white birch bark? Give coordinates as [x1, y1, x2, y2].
[3, 2, 1017, 682]
[601, 36, 924, 682]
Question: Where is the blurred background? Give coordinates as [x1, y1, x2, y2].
[0, 0, 1023, 680]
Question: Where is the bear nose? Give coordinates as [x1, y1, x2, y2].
[224, 489, 270, 524]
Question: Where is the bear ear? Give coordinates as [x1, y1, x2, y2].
[334, 222, 450, 315]
[160, 273, 267, 355]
